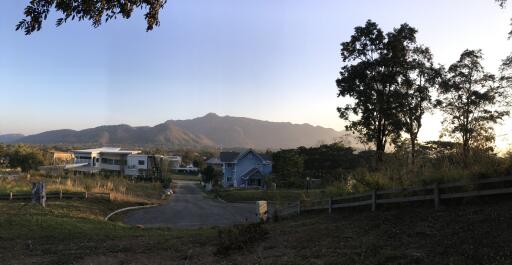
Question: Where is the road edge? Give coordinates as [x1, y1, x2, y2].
[105, 204, 159, 221]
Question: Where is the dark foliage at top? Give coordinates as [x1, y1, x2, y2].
[16, 0, 167, 35]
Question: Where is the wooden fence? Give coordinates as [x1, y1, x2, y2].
[0, 191, 110, 201]
[269, 176, 512, 218]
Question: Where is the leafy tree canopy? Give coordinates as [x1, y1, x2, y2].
[437, 49, 510, 162]
[337, 20, 430, 163]
[16, 0, 167, 35]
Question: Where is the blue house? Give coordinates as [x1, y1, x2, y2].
[207, 150, 272, 188]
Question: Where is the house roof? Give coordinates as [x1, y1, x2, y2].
[220, 152, 240, 163]
[73, 147, 140, 155]
[219, 149, 272, 163]
[240, 167, 263, 180]
[206, 157, 222, 164]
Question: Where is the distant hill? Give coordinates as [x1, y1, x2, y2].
[13, 113, 358, 150]
[0, 134, 25, 143]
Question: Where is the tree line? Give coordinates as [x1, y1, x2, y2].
[337, 20, 511, 167]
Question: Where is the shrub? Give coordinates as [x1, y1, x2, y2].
[214, 223, 269, 256]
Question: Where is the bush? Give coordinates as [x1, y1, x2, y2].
[214, 223, 269, 256]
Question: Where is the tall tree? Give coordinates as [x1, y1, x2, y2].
[336, 20, 416, 164]
[16, 0, 167, 35]
[398, 46, 440, 165]
[437, 49, 510, 165]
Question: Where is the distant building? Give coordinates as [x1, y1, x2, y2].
[207, 149, 272, 188]
[50, 151, 74, 165]
[70, 147, 181, 178]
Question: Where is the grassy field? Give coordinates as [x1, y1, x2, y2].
[0, 175, 163, 203]
[0, 200, 214, 265]
[3, 196, 512, 264]
[170, 173, 201, 181]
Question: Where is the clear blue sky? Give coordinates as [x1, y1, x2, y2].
[1, 0, 511, 148]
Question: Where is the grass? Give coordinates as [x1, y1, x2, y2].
[3, 194, 512, 264]
[0, 189, 506, 263]
[0, 175, 162, 203]
[171, 173, 201, 181]
[0, 200, 214, 265]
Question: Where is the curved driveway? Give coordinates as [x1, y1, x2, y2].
[124, 181, 257, 228]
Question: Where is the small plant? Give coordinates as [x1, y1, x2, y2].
[214, 223, 269, 256]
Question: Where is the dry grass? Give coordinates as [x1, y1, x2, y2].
[0, 175, 162, 203]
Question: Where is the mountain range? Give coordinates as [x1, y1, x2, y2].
[1, 113, 358, 150]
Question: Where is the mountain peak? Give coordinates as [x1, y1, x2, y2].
[203, 112, 219, 118]
[13, 114, 355, 149]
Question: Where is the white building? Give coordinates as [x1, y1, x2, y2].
[71, 147, 181, 178]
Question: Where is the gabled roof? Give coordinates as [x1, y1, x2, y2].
[240, 167, 263, 180]
[206, 157, 222, 164]
[220, 152, 240, 163]
[219, 149, 272, 163]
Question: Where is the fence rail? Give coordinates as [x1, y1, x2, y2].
[269, 176, 512, 218]
[0, 191, 110, 201]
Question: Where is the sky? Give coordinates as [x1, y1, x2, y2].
[1, 0, 512, 149]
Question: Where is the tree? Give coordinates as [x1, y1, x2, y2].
[193, 158, 205, 170]
[497, 0, 508, 8]
[202, 165, 221, 187]
[336, 20, 416, 164]
[437, 49, 510, 165]
[7, 145, 46, 172]
[272, 149, 304, 187]
[397, 46, 441, 165]
[16, 0, 167, 35]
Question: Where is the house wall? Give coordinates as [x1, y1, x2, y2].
[73, 151, 98, 167]
[223, 163, 236, 186]
[234, 151, 265, 187]
[125, 155, 149, 177]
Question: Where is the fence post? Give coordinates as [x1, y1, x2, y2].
[328, 197, 333, 214]
[9, 192, 12, 200]
[434, 183, 440, 210]
[59, 189, 63, 200]
[85, 191, 88, 199]
[297, 200, 301, 215]
[371, 190, 376, 212]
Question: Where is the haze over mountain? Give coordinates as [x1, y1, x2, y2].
[0, 134, 25, 143]
[7, 113, 358, 150]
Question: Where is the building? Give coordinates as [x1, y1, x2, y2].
[207, 149, 272, 188]
[50, 151, 74, 164]
[70, 147, 181, 178]
[73, 147, 140, 174]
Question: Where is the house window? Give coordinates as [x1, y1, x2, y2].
[227, 177, 232, 182]
[138, 160, 145, 166]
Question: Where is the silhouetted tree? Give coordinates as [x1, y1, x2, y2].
[16, 0, 167, 35]
[397, 45, 441, 165]
[202, 165, 221, 187]
[336, 20, 418, 164]
[272, 149, 304, 187]
[437, 50, 510, 165]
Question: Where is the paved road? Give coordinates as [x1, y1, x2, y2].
[124, 180, 258, 228]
